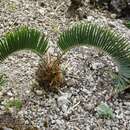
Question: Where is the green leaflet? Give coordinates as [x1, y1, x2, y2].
[0, 26, 48, 61]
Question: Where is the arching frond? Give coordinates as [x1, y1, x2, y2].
[57, 23, 130, 92]
[0, 26, 48, 61]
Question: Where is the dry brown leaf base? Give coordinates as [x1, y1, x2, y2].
[35, 54, 64, 93]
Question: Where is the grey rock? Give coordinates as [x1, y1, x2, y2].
[90, 0, 130, 17]
[110, 0, 126, 12]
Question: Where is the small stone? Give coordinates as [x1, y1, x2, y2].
[8, 108, 17, 114]
[48, 47, 55, 55]
[124, 102, 130, 106]
[66, 79, 77, 86]
[124, 110, 130, 115]
[106, 120, 112, 126]
[57, 93, 71, 112]
[3, 127, 13, 130]
[109, 21, 116, 28]
[7, 91, 13, 96]
[18, 111, 24, 116]
[115, 110, 123, 119]
[86, 0, 90, 3]
[86, 103, 94, 111]
[38, 8, 45, 16]
[39, 2, 45, 7]
[91, 62, 104, 70]
[10, 0, 19, 4]
[0, 91, 3, 98]
[126, 116, 130, 120]
[57, 96, 69, 106]
[56, 119, 63, 125]
[112, 127, 118, 130]
[35, 90, 43, 96]
[51, 120, 55, 124]
[25, 120, 29, 125]
[110, 13, 117, 19]
[61, 104, 68, 113]
[0, 106, 5, 110]
[25, 90, 30, 94]
[87, 16, 95, 22]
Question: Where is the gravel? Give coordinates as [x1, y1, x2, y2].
[0, 0, 130, 130]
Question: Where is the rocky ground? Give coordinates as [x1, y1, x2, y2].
[0, 0, 130, 130]
[89, 0, 130, 18]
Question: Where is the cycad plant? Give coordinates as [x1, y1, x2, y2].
[0, 23, 130, 93]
